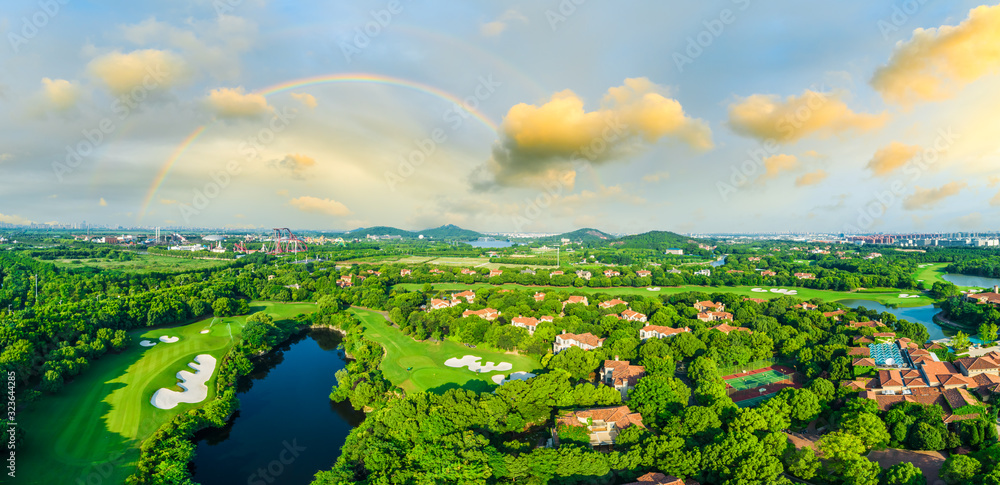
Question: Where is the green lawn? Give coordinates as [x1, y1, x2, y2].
[349, 308, 542, 394]
[912, 263, 965, 288]
[48, 254, 230, 273]
[394, 283, 935, 308]
[14, 301, 317, 485]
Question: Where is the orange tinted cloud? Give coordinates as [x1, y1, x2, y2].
[872, 4, 1000, 104]
[903, 182, 966, 210]
[866, 142, 920, 176]
[796, 170, 828, 187]
[289, 196, 351, 216]
[728, 90, 887, 143]
[206, 87, 272, 118]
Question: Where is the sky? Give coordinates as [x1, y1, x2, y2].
[1, 0, 999, 234]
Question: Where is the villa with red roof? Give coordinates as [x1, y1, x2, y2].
[400, 269, 412, 276]
[489, 269, 503, 277]
[453, 290, 476, 303]
[849, 320, 886, 329]
[794, 303, 818, 311]
[621, 310, 648, 322]
[761, 270, 777, 276]
[640, 325, 691, 340]
[554, 331, 604, 353]
[462, 308, 500, 320]
[636, 270, 652, 277]
[563, 295, 589, 308]
[967, 286, 1000, 306]
[539, 315, 555, 323]
[511, 316, 540, 335]
[429, 298, 460, 310]
[553, 406, 644, 448]
[824, 309, 846, 320]
[550, 270, 564, 276]
[604, 269, 621, 277]
[599, 299, 627, 309]
[697, 311, 733, 322]
[708, 323, 752, 334]
[743, 297, 768, 304]
[460, 268, 477, 275]
[693, 301, 725, 312]
[794, 273, 815, 279]
[601, 359, 646, 400]
[534, 292, 546, 301]
[429, 268, 444, 274]
[623, 473, 684, 485]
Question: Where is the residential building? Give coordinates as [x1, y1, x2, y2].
[794, 272, 815, 279]
[533, 292, 546, 302]
[666, 268, 682, 274]
[697, 311, 734, 322]
[576, 270, 592, 280]
[849, 320, 886, 329]
[694, 269, 711, 276]
[461, 268, 478, 275]
[743, 297, 768, 304]
[967, 286, 1000, 306]
[553, 331, 605, 353]
[563, 295, 589, 308]
[511, 316, 539, 335]
[429, 268, 444, 274]
[463, 308, 500, 320]
[664, 248, 684, 255]
[400, 269, 412, 276]
[694, 301, 725, 312]
[553, 406, 644, 448]
[429, 298, 460, 310]
[550, 270, 565, 276]
[624, 473, 684, 485]
[454, 290, 476, 303]
[539, 315, 555, 323]
[621, 309, 648, 322]
[604, 269, 621, 277]
[601, 359, 646, 400]
[599, 299, 627, 309]
[794, 303, 818, 311]
[748, 257, 761, 262]
[639, 325, 690, 340]
[708, 323, 752, 334]
[636, 270, 652, 277]
[824, 309, 846, 320]
[489, 269, 503, 277]
[761, 270, 777, 276]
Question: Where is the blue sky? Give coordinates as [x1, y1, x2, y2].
[1, 0, 998, 233]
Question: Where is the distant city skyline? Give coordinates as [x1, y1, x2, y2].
[3, 2, 1000, 233]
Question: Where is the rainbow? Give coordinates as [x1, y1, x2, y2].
[138, 73, 500, 221]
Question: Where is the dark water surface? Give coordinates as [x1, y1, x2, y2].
[839, 299, 944, 340]
[191, 329, 364, 485]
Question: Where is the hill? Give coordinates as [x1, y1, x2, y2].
[546, 228, 617, 244]
[616, 230, 705, 251]
[419, 224, 483, 239]
[345, 226, 414, 238]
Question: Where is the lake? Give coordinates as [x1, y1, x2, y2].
[943, 273, 1000, 289]
[191, 329, 364, 485]
[468, 239, 514, 248]
[839, 299, 945, 341]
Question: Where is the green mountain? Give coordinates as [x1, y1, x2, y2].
[419, 224, 482, 239]
[345, 226, 414, 238]
[616, 230, 704, 251]
[551, 228, 617, 243]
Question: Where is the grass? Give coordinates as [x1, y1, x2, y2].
[48, 254, 230, 274]
[349, 308, 542, 394]
[724, 370, 789, 391]
[14, 301, 317, 485]
[393, 282, 935, 308]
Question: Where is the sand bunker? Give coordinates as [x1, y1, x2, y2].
[751, 288, 768, 292]
[492, 371, 537, 385]
[647, 287, 661, 291]
[200, 330, 210, 334]
[140, 340, 157, 347]
[444, 355, 513, 373]
[768, 288, 798, 295]
[150, 354, 217, 410]
[159, 336, 180, 343]
[898, 294, 921, 298]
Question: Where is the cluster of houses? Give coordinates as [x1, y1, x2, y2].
[846, 333, 999, 422]
[966, 286, 1000, 306]
[693, 301, 734, 323]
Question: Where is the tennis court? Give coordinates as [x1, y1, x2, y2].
[724, 369, 791, 391]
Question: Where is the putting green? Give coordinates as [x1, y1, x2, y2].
[14, 301, 317, 485]
[349, 308, 542, 394]
[394, 282, 935, 308]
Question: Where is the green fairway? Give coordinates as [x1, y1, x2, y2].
[48, 253, 231, 273]
[394, 282, 935, 308]
[912, 263, 968, 288]
[724, 370, 789, 391]
[14, 301, 317, 485]
[349, 308, 542, 394]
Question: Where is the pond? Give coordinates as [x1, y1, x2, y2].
[191, 328, 364, 485]
[838, 299, 945, 341]
[943, 273, 1000, 289]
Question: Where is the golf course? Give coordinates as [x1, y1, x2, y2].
[14, 301, 317, 485]
[394, 282, 936, 308]
[350, 307, 542, 394]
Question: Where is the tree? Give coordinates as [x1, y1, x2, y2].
[931, 281, 959, 299]
[818, 432, 866, 472]
[841, 457, 882, 485]
[783, 447, 820, 480]
[212, 297, 234, 317]
[840, 412, 890, 450]
[980, 322, 999, 344]
[788, 388, 822, 424]
[628, 373, 691, 426]
[546, 347, 599, 381]
[941, 454, 980, 484]
[882, 462, 925, 485]
[809, 377, 835, 401]
[908, 421, 946, 451]
[951, 331, 972, 352]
